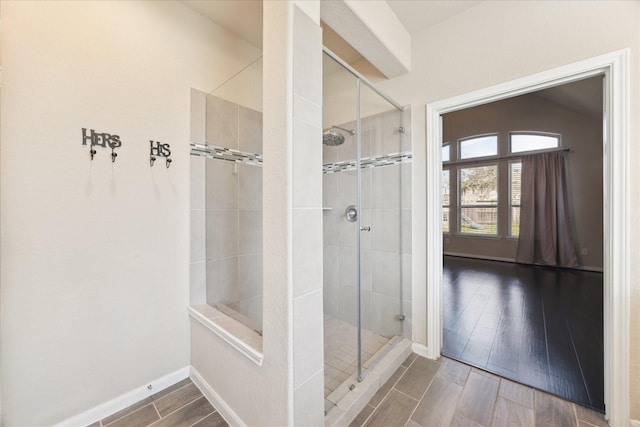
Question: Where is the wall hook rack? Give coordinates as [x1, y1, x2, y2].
[82, 128, 122, 162]
[150, 140, 172, 168]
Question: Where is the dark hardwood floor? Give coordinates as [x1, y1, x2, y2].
[442, 255, 604, 412]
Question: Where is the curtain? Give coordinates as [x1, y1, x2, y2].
[515, 151, 579, 268]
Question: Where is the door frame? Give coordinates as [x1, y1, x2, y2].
[420, 49, 630, 425]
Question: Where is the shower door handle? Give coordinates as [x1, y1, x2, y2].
[360, 226, 371, 232]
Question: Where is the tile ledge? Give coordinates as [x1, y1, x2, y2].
[188, 306, 264, 366]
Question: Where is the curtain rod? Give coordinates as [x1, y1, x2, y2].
[444, 147, 571, 167]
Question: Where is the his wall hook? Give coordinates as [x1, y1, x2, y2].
[149, 140, 172, 168]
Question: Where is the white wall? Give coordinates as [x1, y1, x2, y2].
[0, 1, 261, 424]
[373, 0, 640, 419]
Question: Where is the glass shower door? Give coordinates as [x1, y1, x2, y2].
[322, 49, 410, 414]
[357, 83, 406, 379]
[322, 52, 361, 408]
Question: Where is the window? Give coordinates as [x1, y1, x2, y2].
[511, 133, 560, 153]
[442, 169, 450, 232]
[443, 131, 560, 240]
[459, 165, 498, 235]
[459, 135, 498, 159]
[510, 162, 522, 236]
[442, 144, 450, 162]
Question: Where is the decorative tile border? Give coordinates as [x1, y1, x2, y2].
[190, 143, 410, 173]
[323, 152, 412, 174]
[190, 142, 262, 166]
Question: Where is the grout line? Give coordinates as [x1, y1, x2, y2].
[188, 410, 217, 427]
[152, 402, 161, 420]
[404, 360, 443, 425]
[573, 400, 580, 427]
[102, 403, 153, 427]
[151, 385, 201, 423]
[391, 388, 420, 402]
[533, 388, 538, 424]
[148, 396, 205, 427]
[488, 377, 502, 426]
[358, 404, 377, 427]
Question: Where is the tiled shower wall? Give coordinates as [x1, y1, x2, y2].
[190, 89, 263, 330]
[322, 108, 412, 339]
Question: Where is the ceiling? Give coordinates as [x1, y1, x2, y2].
[181, 0, 481, 51]
[181, 1, 602, 118]
[182, 0, 264, 48]
[534, 76, 603, 118]
[386, 0, 481, 34]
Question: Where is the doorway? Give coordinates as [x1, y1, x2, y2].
[439, 77, 604, 410]
[420, 50, 631, 425]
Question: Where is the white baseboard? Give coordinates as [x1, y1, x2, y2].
[629, 419, 640, 427]
[190, 367, 245, 427]
[411, 342, 431, 359]
[55, 366, 190, 427]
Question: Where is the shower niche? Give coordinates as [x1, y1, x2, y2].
[189, 57, 264, 355]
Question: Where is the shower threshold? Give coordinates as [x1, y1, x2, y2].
[322, 316, 412, 426]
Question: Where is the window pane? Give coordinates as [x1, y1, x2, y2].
[443, 207, 450, 233]
[461, 207, 497, 234]
[459, 165, 497, 235]
[511, 207, 520, 236]
[510, 162, 521, 236]
[511, 133, 559, 153]
[442, 144, 450, 162]
[442, 169, 450, 232]
[442, 170, 450, 206]
[460, 135, 498, 159]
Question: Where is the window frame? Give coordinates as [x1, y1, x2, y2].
[443, 131, 563, 241]
[509, 131, 562, 155]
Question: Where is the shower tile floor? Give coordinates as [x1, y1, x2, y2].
[323, 315, 391, 398]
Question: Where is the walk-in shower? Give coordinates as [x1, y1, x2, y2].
[188, 46, 412, 425]
[322, 48, 412, 419]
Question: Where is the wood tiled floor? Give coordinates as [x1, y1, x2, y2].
[90, 355, 607, 427]
[442, 256, 604, 411]
[352, 354, 609, 427]
[87, 379, 228, 427]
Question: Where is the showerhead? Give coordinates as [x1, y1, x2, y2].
[322, 125, 355, 146]
[323, 129, 345, 146]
